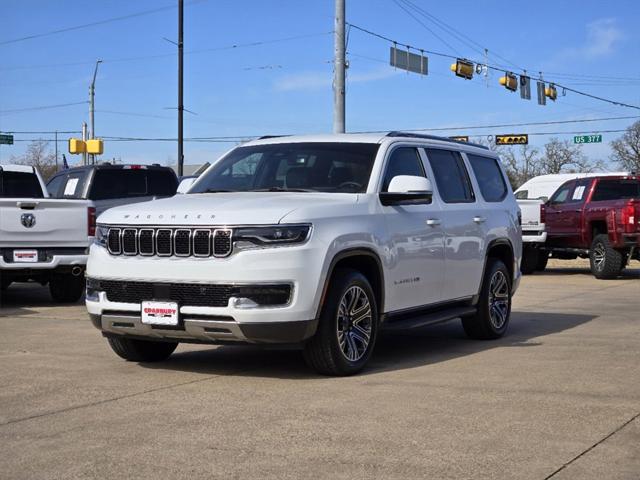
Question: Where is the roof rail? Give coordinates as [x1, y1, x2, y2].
[386, 131, 489, 150]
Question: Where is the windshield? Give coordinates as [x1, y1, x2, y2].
[190, 142, 379, 194]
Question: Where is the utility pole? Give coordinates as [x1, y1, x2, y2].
[55, 130, 58, 172]
[333, 0, 346, 134]
[177, 0, 184, 176]
[89, 59, 102, 165]
[82, 122, 87, 166]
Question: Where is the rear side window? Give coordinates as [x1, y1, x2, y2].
[549, 182, 574, 204]
[466, 154, 508, 202]
[381, 147, 425, 192]
[49, 171, 88, 198]
[425, 149, 474, 203]
[89, 169, 177, 200]
[0, 171, 43, 198]
[591, 180, 640, 202]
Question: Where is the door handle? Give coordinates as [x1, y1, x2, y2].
[426, 218, 441, 226]
[473, 216, 487, 223]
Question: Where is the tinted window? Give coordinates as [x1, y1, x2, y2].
[190, 143, 379, 194]
[147, 170, 178, 196]
[425, 149, 474, 203]
[0, 171, 43, 198]
[549, 182, 573, 204]
[381, 147, 425, 192]
[46, 174, 65, 197]
[592, 180, 640, 202]
[89, 169, 177, 200]
[467, 154, 507, 202]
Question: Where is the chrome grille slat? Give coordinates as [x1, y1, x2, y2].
[104, 227, 234, 258]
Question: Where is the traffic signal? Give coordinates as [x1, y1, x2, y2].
[499, 72, 518, 92]
[450, 59, 474, 80]
[68, 138, 86, 154]
[545, 84, 558, 101]
[86, 139, 104, 154]
[495, 134, 528, 145]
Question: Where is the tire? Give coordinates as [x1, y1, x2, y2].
[536, 252, 549, 272]
[49, 273, 85, 303]
[303, 269, 378, 376]
[462, 258, 512, 340]
[589, 234, 624, 279]
[107, 337, 178, 362]
[1, 278, 10, 291]
[520, 246, 539, 275]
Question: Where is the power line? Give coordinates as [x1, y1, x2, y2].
[0, 101, 88, 114]
[0, 1, 208, 46]
[347, 22, 640, 111]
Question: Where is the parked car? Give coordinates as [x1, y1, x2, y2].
[0, 164, 94, 302]
[86, 132, 522, 375]
[47, 163, 178, 216]
[516, 172, 628, 274]
[542, 174, 640, 278]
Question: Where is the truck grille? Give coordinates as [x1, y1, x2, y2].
[88, 279, 292, 307]
[106, 227, 233, 258]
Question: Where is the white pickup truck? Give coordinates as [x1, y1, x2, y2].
[515, 172, 628, 274]
[0, 165, 94, 302]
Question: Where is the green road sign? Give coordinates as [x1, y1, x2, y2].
[0, 134, 13, 145]
[574, 134, 602, 144]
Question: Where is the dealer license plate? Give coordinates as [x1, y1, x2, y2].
[13, 250, 38, 263]
[141, 301, 179, 326]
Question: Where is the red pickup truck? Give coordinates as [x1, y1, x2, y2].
[542, 174, 640, 279]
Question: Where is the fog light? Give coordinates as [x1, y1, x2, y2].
[230, 297, 259, 309]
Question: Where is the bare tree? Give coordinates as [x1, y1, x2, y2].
[11, 139, 58, 179]
[499, 144, 541, 189]
[539, 137, 603, 174]
[610, 120, 640, 172]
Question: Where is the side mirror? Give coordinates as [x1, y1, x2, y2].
[379, 175, 433, 206]
[176, 177, 196, 194]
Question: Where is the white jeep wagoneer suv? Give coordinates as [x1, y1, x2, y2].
[86, 132, 522, 375]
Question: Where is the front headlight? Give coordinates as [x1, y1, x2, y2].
[233, 224, 311, 250]
[94, 225, 109, 248]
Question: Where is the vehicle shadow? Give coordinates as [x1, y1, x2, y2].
[534, 266, 640, 279]
[139, 311, 596, 379]
[0, 283, 84, 316]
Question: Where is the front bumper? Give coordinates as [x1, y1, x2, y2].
[90, 310, 318, 345]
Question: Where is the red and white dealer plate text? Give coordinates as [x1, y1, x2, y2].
[141, 301, 179, 326]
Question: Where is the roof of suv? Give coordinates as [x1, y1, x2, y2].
[242, 131, 490, 152]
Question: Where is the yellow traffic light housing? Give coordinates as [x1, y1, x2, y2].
[68, 138, 86, 154]
[545, 84, 558, 101]
[450, 59, 474, 80]
[499, 72, 518, 92]
[495, 134, 529, 145]
[86, 139, 104, 155]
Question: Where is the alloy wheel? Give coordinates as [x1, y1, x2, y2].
[336, 285, 372, 362]
[488, 270, 510, 330]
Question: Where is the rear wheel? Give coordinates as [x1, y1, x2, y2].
[107, 337, 178, 362]
[590, 234, 624, 279]
[49, 273, 85, 303]
[520, 246, 539, 275]
[303, 269, 378, 376]
[462, 258, 511, 340]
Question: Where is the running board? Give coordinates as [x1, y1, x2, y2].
[382, 306, 477, 331]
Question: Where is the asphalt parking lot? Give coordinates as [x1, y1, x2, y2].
[1, 261, 639, 480]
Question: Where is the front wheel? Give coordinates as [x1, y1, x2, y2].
[303, 269, 378, 376]
[462, 258, 512, 340]
[107, 337, 178, 362]
[590, 234, 624, 279]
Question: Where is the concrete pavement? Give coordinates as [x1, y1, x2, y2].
[0, 263, 638, 479]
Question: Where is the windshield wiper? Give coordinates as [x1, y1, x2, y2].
[247, 187, 315, 192]
[196, 188, 236, 193]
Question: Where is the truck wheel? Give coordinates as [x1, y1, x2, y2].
[536, 252, 549, 272]
[590, 234, 624, 279]
[520, 246, 539, 275]
[303, 269, 378, 376]
[0, 279, 10, 291]
[107, 337, 178, 362]
[49, 273, 85, 303]
[462, 258, 511, 340]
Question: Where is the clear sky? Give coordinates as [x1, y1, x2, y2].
[1, 0, 639, 168]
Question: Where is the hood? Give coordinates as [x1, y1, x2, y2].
[97, 192, 360, 226]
